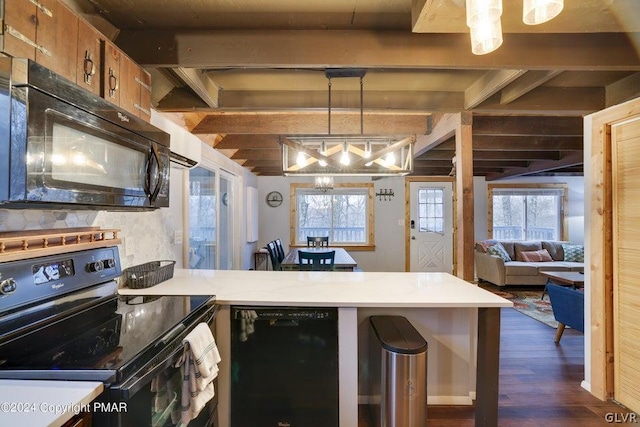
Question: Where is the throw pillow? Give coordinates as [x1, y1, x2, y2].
[477, 239, 499, 253]
[487, 242, 512, 262]
[519, 249, 553, 262]
[562, 244, 584, 262]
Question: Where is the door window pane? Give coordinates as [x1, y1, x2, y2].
[417, 188, 444, 233]
[188, 168, 216, 269]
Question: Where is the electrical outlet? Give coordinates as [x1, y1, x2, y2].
[173, 230, 183, 245]
[123, 237, 133, 257]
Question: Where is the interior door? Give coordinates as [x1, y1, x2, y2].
[409, 181, 453, 273]
[612, 115, 640, 413]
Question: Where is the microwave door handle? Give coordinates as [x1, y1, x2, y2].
[145, 143, 163, 203]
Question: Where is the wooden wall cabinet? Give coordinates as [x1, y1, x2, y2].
[103, 40, 151, 121]
[2, 0, 152, 122]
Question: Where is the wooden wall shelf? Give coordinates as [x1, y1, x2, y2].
[0, 227, 121, 262]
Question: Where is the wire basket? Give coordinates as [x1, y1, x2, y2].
[122, 260, 176, 289]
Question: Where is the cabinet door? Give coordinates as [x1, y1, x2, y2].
[137, 68, 152, 121]
[36, 0, 78, 83]
[76, 19, 101, 96]
[103, 40, 121, 106]
[119, 53, 141, 118]
[2, 0, 37, 60]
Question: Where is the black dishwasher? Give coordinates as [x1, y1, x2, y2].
[230, 306, 339, 427]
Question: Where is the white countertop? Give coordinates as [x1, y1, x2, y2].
[0, 380, 103, 426]
[119, 269, 512, 308]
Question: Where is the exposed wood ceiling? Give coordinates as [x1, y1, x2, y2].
[76, 0, 640, 179]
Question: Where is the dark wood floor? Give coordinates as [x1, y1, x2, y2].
[359, 308, 633, 426]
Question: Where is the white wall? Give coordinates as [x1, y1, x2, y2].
[257, 175, 407, 272]
[473, 175, 585, 244]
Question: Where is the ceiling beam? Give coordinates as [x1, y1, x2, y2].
[433, 135, 583, 151]
[417, 149, 563, 161]
[465, 70, 527, 109]
[115, 30, 640, 70]
[476, 86, 605, 115]
[155, 87, 210, 110]
[471, 115, 584, 136]
[172, 67, 220, 108]
[500, 70, 564, 105]
[414, 113, 465, 157]
[231, 149, 281, 160]
[485, 151, 584, 181]
[605, 72, 640, 107]
[217, 90, 464, 111]
[214, 134, 281, 149]
[190, 112, 430, 134]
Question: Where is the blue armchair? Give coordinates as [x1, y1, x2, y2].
[547, 284, 584, 343]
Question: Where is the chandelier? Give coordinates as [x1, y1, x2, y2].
[281, 69, 414, 177]
[466, 0, 564, 55]
[314, 176, 334, 193]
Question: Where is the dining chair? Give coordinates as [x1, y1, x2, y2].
[298, 250, 335, 271]
[306, 236, 329, 248]
[274, 238, 285, 262]
[265, 242, 282, 271]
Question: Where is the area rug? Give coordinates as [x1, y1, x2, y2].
[479, 284, 559, 328]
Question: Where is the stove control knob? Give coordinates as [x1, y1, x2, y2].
[87, 261, 104, 273]
[103, 258, 116, 269]
[0, 278, 17, 295]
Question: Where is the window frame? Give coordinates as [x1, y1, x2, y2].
[290, 182, 375, 251]
[487, 183, 568, 241]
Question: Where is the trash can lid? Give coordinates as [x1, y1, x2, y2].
[370, 316, 428, 354]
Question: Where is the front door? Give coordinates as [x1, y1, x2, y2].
[409, 181, 454, 273]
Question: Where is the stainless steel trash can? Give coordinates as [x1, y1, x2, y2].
[369, 316, 428, 427]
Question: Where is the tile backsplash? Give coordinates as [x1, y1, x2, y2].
[0, 208, 175, 269]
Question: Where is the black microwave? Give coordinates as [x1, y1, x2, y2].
[0, 58, 170, 210]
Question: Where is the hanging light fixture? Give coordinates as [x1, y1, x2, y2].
[296, 151, 306, 167]
[469, 17, 503, 55]
[340, 141, 350, 166]
[466, 0, 503, 56]
[523, 0, 563, 25]
[314, 176, 334, 193]
[466, 0, 502, 28]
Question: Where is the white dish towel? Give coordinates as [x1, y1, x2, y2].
[177, 322, 221, 424]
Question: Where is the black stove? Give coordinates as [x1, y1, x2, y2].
[0, 247, 218, 427]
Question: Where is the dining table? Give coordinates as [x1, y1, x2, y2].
[280, 247, 358, 271]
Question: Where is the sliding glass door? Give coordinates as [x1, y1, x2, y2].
[187, 166, 237, 270]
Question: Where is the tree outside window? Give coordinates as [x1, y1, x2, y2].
[291, 183, 374, 248]
[488, 184, 568, 241]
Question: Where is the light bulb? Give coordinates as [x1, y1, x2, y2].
[469, 17, 503, 55]
[364, 141, 372, 159]
[340, 142, 350, 166]
[385, 152, 396, 167]
[296, 151, 306, 167]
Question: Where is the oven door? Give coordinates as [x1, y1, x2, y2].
[8, 86, 169, 209]
[100, 316, 218, 427]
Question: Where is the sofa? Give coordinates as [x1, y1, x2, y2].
[475, 240, 584, 286]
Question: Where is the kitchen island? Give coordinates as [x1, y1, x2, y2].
[119, 269, 512, 427]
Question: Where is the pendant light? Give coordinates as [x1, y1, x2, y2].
[469, 17, 503, 55]
[466, 0, 503, 56]
[466, 0, 502, 28]
[523, 0, 564, 25]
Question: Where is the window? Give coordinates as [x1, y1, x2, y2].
[488, 184, 567, 241]
[418, 188, 445, 233]
[291, 183, 374, 248]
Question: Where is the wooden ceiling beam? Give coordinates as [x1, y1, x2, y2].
[471, 116, 584, 136]
[191, 112, 430, 134]
[230, 149, 281, 160]
[476, 86, 605, 115]
[606, 72, 640, 107]
[171, 67, 220, 108]
[465, 70, 527, 109]
[116, 30, 640, 70]
[432, 135, 583, 151]
[214, 134, 281, 149]
[500, 70, 564, 105]
[217, 90, 464, 111]
[485, 151, 584, 181]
